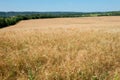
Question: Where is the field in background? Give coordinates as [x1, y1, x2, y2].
[0, 16, 120, 80]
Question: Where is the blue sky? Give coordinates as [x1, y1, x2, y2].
[0, 0, 120, 12]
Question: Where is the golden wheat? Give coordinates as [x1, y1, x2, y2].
[0, 16, 120, 80]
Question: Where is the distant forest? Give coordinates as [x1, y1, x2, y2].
[0, 11, 120, 28]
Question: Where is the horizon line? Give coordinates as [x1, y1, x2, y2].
[0, 10, 120, 13]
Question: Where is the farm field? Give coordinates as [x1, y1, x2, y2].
[0, 16, 120, 80]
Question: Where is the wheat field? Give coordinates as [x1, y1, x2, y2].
[0, 16, 120, 80]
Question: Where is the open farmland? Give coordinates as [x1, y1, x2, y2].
[0, 16, 120, 80]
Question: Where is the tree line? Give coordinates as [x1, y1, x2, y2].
[0, 14, 60, 28]
[0, 11, 120, 28]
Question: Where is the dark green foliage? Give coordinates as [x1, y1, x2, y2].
[0, 18, 7, 28]
[0, 11, 120, 28]
[0, 16, 20, 28]
[0, 14, 58, 28]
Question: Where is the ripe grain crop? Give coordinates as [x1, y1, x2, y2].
[0, 16, 120, 80]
